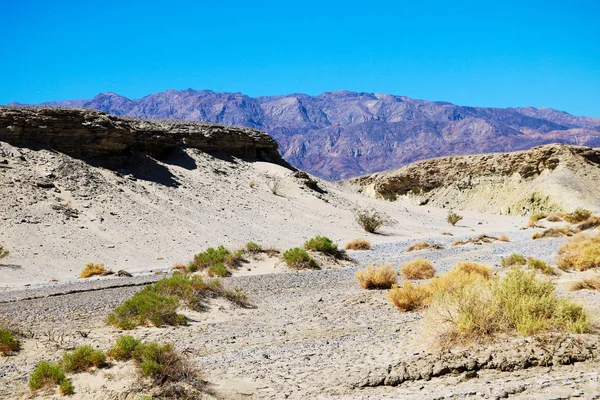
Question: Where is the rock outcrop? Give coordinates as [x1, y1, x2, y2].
[0, 107, 289, 168]
[350, 144, 600, 215]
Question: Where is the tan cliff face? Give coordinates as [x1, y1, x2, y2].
[350, 144, 600, 215]
[0, 107, 290, 169]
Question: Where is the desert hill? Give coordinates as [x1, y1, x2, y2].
[14, 89, 600, 180]
[350, 144, 600, 215]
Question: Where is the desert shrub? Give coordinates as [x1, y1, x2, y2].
[355, 209, 385, 233]
[401, 258, 435, 280]
[528, 212, 547, 227]
[80, 263, 106, 278]
[189, 246, 229, 272]
[532, 227, 573, 240]
[245, 242, 263, 253]
[108, 335, 142, 360]
[453, 262, 493, 279]
[355, 265, 396, 289]
[497, 235, 510, 242]
[171, 263, 187, 272]
[563, 208, 592, 223]
[501, 253, 526, 268]
[268, 179, 283, 195]
[133, 342, 192, 385]
[29, 361, 67, 391]
[0, 246, 8, 260]
[304, 235, 339, 255]
[61, 345, 107, 373]
[406, 241, 443, 252]
[451, 235, 498, 247]
[0, 329, 20, 355]
[570, 276, 600, 291]
[446, 210, 463, 226]
[283, 247, 318, 269]
[106, 286, 186, 330]
[207, 263, 229, 277]
[389, 282, 430, 311]
[527, 258, 555, 275]
[577, 216, 600, 232]
[557, 234, 600, 271]
[345, 238, 371, 250]
[59, 379, 74, 395]
[546, 212, 563, 222]
[224, 250, 244, 268]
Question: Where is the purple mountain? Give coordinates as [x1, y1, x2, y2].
[24, 89, 600, 180]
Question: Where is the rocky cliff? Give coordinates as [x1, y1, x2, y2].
[22, 89, 600, 180]
[350, 144, 600, 215]
[0, 107, 289, 168]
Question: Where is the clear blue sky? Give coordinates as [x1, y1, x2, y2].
[2, 0, 599, 116]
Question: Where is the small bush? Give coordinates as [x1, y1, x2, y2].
[577, 216, 600, 232]
[355, 209, 385, 233]
[133, 342, 191, 385]
[189, 246, 230, 272]
[108, 335, 142, 360]
[29, 361, 67, 391]
[451, 234, 498, 247]
[283, 248, 318, 269]
[345, 238, 371, 250]
[268, 179, 283, 195]
[224, 250, 244, 268]
[59, 379, 74, 396]
[557, 234, 600, 271]
[355, 265, 396, 289]
[570, 276, 600, 291]
[406, 241, 444, 252]
[546, 212, 563, 222]
[528, 212, 547, 227]
[532, 227, 573, 240]
[0, 329, 19, 355]
[527, 258, 555, 275]
[304, 235, 338, 255]
[80, 263, 106, 278]
[453, 262, 493, 279]
[245, 242, 263, 253]
[563, 208, 592, 223]
[497, 235, 510, 242]
[446, 210, 463, 226]
[171, 263, 187, 272]
[401, 258, 435, 280]
[61, 345, 107, 373]
[389, 282, 430, 311]
[207, 263, 229, 277]
[0, 246, 8, 260]
[501, 253, 526, 268]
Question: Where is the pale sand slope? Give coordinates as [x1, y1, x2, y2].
[0, 142, 525, 288]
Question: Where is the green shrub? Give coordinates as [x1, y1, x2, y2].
[283, 248, 318, 269]
[108, 335, 142, 360]
[208, 263, 229, 277]
[61, 345, 107, 373]
[0, 329, 20, 355]
[133, 342, 188, 384]
[59, 379, 75, 396]
[245, 242, 263, 253]
[355, 209, 385, 233]
[189, 246, 229, 272]
[527, 258, 555, 275]
[446, 210, 463, 226]
[106, 286, 186, 330]
[500, 253, 526, 268]
[304, 235, 338, 255]
[29, 361, 67, 391]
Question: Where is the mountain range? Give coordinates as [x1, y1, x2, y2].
[14, 90, 600, 180]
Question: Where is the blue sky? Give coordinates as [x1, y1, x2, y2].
[2, 0, 599, 116]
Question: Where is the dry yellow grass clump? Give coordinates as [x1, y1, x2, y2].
[557, 234, 600, 271]
[345, 238, 372, 251]
[80, 263, 106, 278]
[406, 241, 443, 252]
[570, 276, 600, 291]
[528, 212, 547, 227]
[577, 216, 600, 232]
[532, 227, 573, 240]
[453, 262, 493, 279]
[563, 208, 593, 224]
[401, 258, 435, 280]
[389, 281, 430, 311]
[497, 235, 510, 242]
[356, 265, 397, 289]
[546, 212, 563, 222]
[171, 263, 187, 272]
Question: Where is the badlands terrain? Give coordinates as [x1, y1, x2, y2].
[1, 107, 600, 399]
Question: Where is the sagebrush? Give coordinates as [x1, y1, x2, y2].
[356, 265, 396, 289]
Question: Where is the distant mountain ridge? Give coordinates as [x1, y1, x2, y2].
[15, 89, 600, 180]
